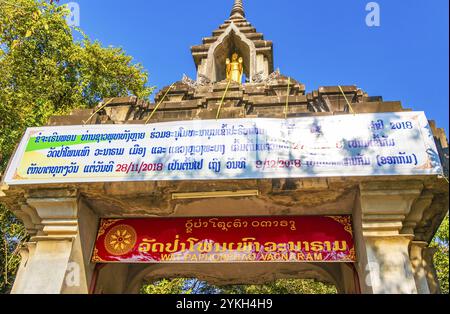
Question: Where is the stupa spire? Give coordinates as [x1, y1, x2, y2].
[230, 0, 245, 18]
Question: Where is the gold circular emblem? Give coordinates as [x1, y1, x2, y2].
[104, 224, 137, 256]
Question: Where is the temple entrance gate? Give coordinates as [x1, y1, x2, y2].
[5, 176, 446, 294]
[1, 0, 448, 295]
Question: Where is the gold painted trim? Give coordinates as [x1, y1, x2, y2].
[327, 216, 353, 236]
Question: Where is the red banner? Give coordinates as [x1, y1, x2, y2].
[91, 216, 356, 263]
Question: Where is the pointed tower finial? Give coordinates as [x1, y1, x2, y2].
[230, 0, 245, 18]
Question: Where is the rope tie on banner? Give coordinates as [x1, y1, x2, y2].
[440, 172, 450, 184]
[83, 98, 114, 126]
[145, 83, 175, 124]
[216, 79, 232, 120]
[338, 85, 356, 115]
[284, 77, 291, 119]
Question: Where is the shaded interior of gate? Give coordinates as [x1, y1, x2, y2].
[94, 262, 354, 294]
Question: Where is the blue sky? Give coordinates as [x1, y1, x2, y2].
[61, 0, 449, 135]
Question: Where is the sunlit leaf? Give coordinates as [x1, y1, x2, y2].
[11, 40, 19, 49]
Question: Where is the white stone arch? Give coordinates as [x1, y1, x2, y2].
[201, 22, 257, 83]
[122, 262, 348, 294]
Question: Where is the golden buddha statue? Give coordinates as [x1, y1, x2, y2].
[226, 52, 243, 83]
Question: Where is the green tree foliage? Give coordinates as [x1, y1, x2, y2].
[0, 0, 152, 170]
[431, 214, 449, 294]
[219, 279, 337, 294]
[141, 278, 337, 295]
[141, 279, 189, 295]
[0, 210, 26, 293]
[0, 0, 153, 293]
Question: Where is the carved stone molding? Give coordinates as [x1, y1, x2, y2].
[402, 192, 434, 235]
[26, 196, 79, 241]
[359, 181, 423, 237]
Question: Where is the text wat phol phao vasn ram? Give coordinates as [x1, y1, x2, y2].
[91, 216, 355, 263]
[2, 112, 443, 185]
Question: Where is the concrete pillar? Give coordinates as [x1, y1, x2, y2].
[339, 263, 360, 294]
[94, 264, 130, 294]
[423, 247, 442, 294]
[10, 243, 36, 293]
[402, 192, 433, 234]
[10, 193, 97, 294]
[12, 240, 74, 294]
[409, 241, 431, 294]
[354, 181, 423, 294]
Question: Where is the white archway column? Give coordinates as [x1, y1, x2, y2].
[409, 241, 431, 294]
[11, 192, 98, 294]
[353, 181, 423, 294]
[423, 247, 442, 294]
